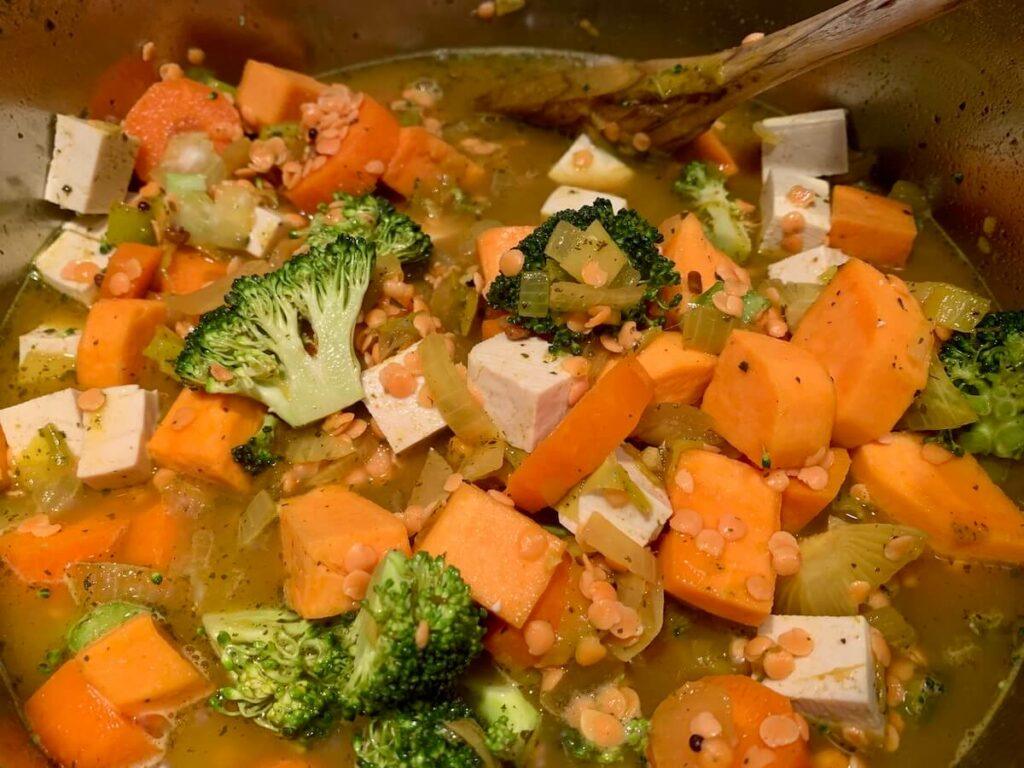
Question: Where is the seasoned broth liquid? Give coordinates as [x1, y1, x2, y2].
[0, 51, 1021, 768]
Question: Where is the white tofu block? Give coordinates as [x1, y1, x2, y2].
[541, 185, 628, 218]
[559, 446, 673, 545]
[467, 335, 573, 452]
[62, 215, 109, 242]
[548, 134, 634, 192]
[362, 341, 447, 453]
[18, 325, 82, 365]
[77, 385, 159, 490]
[767, 246, 849, 285]
[0, 389, 84, 459]
[246, 206, 291, 258]
[34, 229, 110, 306]
[44, 115, 138, 214]
[759, 109, 849, 180]
[759, 615, 884, 733]
[760, 170, 831, 254]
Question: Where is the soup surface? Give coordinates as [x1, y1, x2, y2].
[0, 50, 1022, 768]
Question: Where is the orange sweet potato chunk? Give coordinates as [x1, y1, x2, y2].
[0, 513, 129, 585]
[155, 247, 229, 295]
[701, 330, 835, 469]
[418, 483, 566, 628]
[476, 226, 534, 290]
[382, 127, 489, 199]
[659, 213, 739, 321]
[77, 298, 167, 388]
[279, 485, 411, 619]
[116, 499, 183, 570]
[635, 332, 717, 405]
[781, 447, 851, 533]
[658, 450, 781, 626]
[235, 60, 326, 126]
[829, 185, 917, 267]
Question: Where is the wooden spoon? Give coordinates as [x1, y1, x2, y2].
[481, 0, 967, 153]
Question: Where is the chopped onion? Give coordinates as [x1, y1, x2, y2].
[900, 354, 978, 431]
[578, 511, 658, 582]
[549, 282, 645, 312]
[65, 561, 184, 610]
[517, 271, 550, 318]
[409, 449, 454, 510]
[174, 184, 256, 250]
[237, 490, 279, 548]
[15, 424, 82, 515]
[283, 430, 356, 464]
[376, 315, 420, 359]
[632, 402, 721, 447]
[443, 719, 499, 768]
[458, 439, 506, 481]
[420, 333, 500, 444]
[157, 132, 226, 186]
[766, 279, 822, 329]
[188, 530, 215, 609]
[609, 572, 664, 661]
[429, 272, 480, 336]
[864, 605, 918, 651]
[679, 305, 736, 354]
[909, 281, 992, 332]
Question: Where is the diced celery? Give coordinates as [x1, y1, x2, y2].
[173, 185, 256, 250]
[420, 333, 500, 444]
[517, 271, 550, 318]
[909, 281, 992, 332]
[106, 201, 156, 246]
[184, 66, 238, 97]
[376, 314, 420, 359]
[766, 279, 822, 329]
[864, 605, 918, 651]
[458, 438, 507, 481]
[549, 282, 645, 312]
[143, 325, 185, 381]
[163, 172, 208, 197]
[741, 291, 772, 324]
[544, 219, 627, 285]
[679, 305, 736, 354]
[430, 272, 480, 336]
[631, 403, 721, 447]
[900, 353, 979, 431]
[15, 424, 82, 515]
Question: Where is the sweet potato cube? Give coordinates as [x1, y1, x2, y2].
[116, 499, 183, 570]
[236, 60, 327, 126]
[418, 483, 566, 628]
[155, 247, 228, 295]
[0, 512, 129, 585]
[77, 298, 167, 388]
[279, 485, 411, 619]
[659, 213, 738, 321]
[476, 226, 534, 290]
[635, 331, 717, 405]
[781, 448, 851, 533]
[829, 185, 917, 267]
[382, 127, 488, 199]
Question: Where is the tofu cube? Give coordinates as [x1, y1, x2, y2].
[34, 229, 110, 305]
[62, 216, 108, 242]
[758, 109, 849, 180]
[246, 206, 291, 258]
[77, 385, 159, 490]
[44, 115, 137, 214]
[759, 615, 884, 733]
[362, 341, 447, 453]
[467, 335, 573, 452]
[559, 446, 673, 545]
[541, 185, 628, 218]
[548, 134, 634, 192]
[0, 389, 84, 458]
[19, 325, 82, 365]
[767, 246, 849, 285]
[760, 170, 831, 254]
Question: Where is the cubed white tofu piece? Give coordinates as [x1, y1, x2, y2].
[759, 615, 884, 733]
[44, 115, 138, 214]
[559, 446, 672, 545]
[759, 109, 849, 180]
[34, 229, 110, 305]
[246, 206, 291, 258]
[62, 215, 108, 242]
[18, 325, 82, 365]
[541, 185, 628, 218]
[362, 341, 447, 453]
[767, 246, 849, 285]
[760, 170, 831, 254]
[548, 134, 634, 192]
[76, 385, 159, 490]
[0, 389, 84, 459]
[467, 335, 573, 452]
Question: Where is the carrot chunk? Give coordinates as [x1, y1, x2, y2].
[658, 213, 739, 321]
[285, 96, 400, 212]
[507, 356, 654, 513]
[417, 483, 566, 628]
[635, 331, 717, 405]
[116, 499, 183, 570]
[147, 389, 266, 493]
[781, 448, 851, 533]
[99, 242, 163, 299]
[123, 78, 243, 181]
[382, 126, 489, 199]
[0, 513, 129, 585]
[701, 330, 835, 469]
[851, 432, 1024, 563]
[88, 53, 159, 122]
[476, 225, 535, 290]
[279, 485, 411, 619]
[829, 185, 917, 267]
[792, 258, 932, 447]
[24, 659, 162, 768]
[155, 246, 228, 295]
[658, 450, 781, 626]
[235, 60, 326, 126]
[77, 298, 167, 388]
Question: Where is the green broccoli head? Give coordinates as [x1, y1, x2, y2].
[175, 231, 373, 427]
[340, 551, 486, 717]
[65, 601, 152, 654]
[312, 192, 432, 265]
[939, 311, 1024, 459]
[203, 609, 352, 737]
[561, 717, 650, 765]
[231, 413, 282, 475]
[486, 198, 678, 354]
[673, 160, 752, 263]
[354, 700, 484, 768]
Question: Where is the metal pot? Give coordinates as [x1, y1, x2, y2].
[0, 0, 1020, 763]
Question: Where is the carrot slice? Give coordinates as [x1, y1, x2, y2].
[88, 53, 159, 121]
[236, 60, 326, 126]
[24, 659, 162, 768]
[829, 185, 917, 267]
[0, 513, 129, 585]
[781, 448, 851, 533]
[77, 298, 167, 388]
[382, 126, 489, 199]
[476, 226, 535, 289]
[155, 246, 229, 295]
[124, 77, 243, 180]
[99, 243, 163, 299]
[285, 96, 400, 212]
[507, 356, 654, 513]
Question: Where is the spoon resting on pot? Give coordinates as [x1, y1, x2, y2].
[481, 0, 967, 153]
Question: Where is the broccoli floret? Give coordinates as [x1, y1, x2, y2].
[673, 161, 752, 263]
[900, 673, 945, 721]
[561, 717, 650, 765]
[355, 699, 483, 768]
[202, 609, 352, 737]
[939, 311, 1024, 459]
[463, 667, 540, 760]
[486, 198, 678, 354]
[231, 413, 282, 475]
[340, 551, 486, 717]
[175, 231, 373, 427]
[65, 601, 151, 653]
[312, 193, 432, 265]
